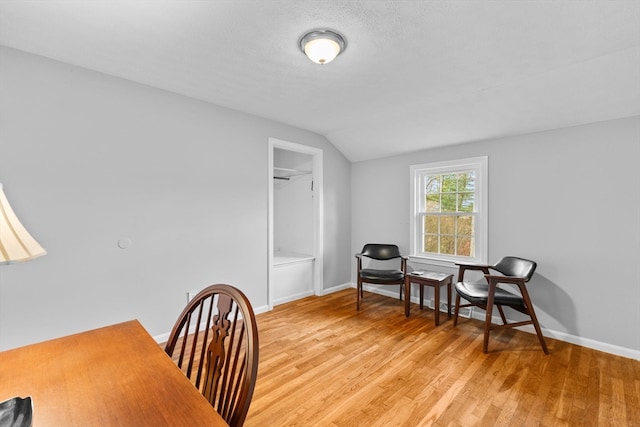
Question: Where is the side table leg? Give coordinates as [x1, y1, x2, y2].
[434, 281, 440, 326]
[447, 278, 452, 318]
[404, 278, 410, 317]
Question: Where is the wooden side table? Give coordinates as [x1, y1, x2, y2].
[405, 271, 454, 325]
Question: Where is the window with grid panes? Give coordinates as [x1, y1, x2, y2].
[410, 157, 487, 264]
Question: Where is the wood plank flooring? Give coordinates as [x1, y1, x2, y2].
[244, 289, 640, 426]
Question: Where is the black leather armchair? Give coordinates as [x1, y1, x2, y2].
[355, 244, 408, 313]
[453, 256, 548, 354]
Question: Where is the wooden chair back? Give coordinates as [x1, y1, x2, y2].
[165, 284, 259, 427]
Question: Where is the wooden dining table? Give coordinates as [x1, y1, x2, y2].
[0, 319, 228, 426]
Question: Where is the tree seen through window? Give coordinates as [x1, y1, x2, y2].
[423, 172, 475, 256]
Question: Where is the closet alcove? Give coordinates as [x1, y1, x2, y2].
[271, 148, 315, 305]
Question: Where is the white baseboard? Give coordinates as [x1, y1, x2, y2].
[322, 282, 353, 294]
[273, 290, 315, 306]
[253, 304, 270, 315]
[153, 302, 269, 345]
[156, 283, 639, 361]
[153, 331, 170, 345]
[522, 326, 640, 361]
[352, 283, 640, 360]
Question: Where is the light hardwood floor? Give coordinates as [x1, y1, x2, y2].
[244, 289, 640, 427]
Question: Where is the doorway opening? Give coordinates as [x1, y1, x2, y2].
[267, 138, 323, 309]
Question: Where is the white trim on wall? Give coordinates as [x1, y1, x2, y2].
[155, 281, 639, 360]
[409, 156, 488, 265]
[268, 138, 324, 310]
[348, 284, 640, 361]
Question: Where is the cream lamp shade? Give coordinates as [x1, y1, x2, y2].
[299, 30, 346, 65]
[0, 183, 46, 264]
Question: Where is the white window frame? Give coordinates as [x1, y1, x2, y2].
[410, 156, 488, 266]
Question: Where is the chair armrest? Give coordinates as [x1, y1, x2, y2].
[484, 274, 528, 285]
[456, 263, 491, 282]
[455, 262, 491, 270]
[355, 253, 363, 259]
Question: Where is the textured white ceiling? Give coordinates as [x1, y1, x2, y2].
[1, 0, 639, 162]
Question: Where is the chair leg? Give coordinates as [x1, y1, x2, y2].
[483, 284, 497, 353]
[483, 306, 493, 353]
[497, 305, 508, 324]
[530, 315, 549, 354]
[520, 288, 549, 354]
[357, 280, 361, 311]
[453, 294, 461, 326]
[482, 307, 492, 353]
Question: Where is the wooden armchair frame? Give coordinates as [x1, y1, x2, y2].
[453, 258, 548, 354]
[355, 243, 408, 313]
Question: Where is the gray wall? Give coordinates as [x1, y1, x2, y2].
[352, 116, 640, 354]
[274, 149, 314, 255]
[2, 45, 637, 356]
[0, 47, 352, 350]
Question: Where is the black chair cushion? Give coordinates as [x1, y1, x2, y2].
[455, 281, 523, 306]
[360, 268, 404, 282]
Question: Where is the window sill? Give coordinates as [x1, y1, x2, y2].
[408, 256, 458, 269]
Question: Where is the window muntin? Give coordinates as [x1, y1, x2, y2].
[410, 157, 487, 264]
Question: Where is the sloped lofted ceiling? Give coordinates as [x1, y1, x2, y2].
[1, 0, 638, 162]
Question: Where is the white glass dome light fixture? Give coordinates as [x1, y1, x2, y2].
[299, 29, 346, 65]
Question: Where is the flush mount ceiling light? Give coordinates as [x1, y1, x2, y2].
[299, 29, 346, 65]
